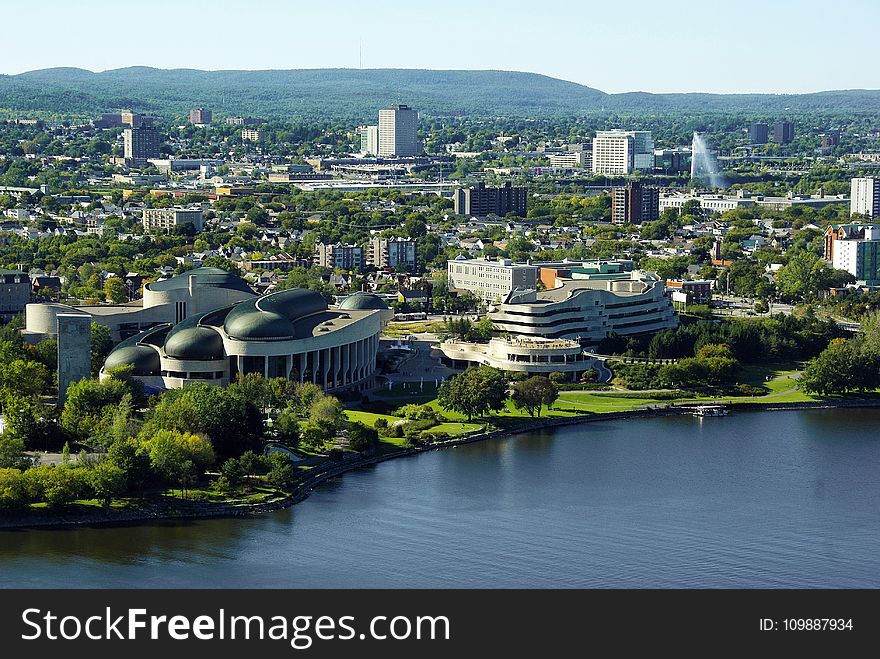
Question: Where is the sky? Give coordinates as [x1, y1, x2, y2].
[2, 0, 878, 94]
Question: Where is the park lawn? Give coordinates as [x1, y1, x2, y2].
[382, 321, 446, 336]
[374, 381, 441, 400]
[378, 435, 410, 450]
[29, 498, 136, 511]
[344, 410, 403, 427]
[429, 422, 484, 436]
[556, 391, 671, 413]
[422, 398, 577, 425]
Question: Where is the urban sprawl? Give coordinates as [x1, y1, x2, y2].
[1, 99, 880, 515]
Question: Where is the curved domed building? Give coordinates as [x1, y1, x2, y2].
[338, 292, 393, 324]
[100, 287, 383, 391]
[25, 267, 256, 342]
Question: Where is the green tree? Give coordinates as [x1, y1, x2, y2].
[437, 366, 508, 421]
[0, 468, 29, 511]
[0, 435, 31, 470]
[141, 429, 215, 491]
[107, 437, 152, 490]
[274, 406, 301, 444]
[103, 277, 129, 304]
[89, 462, 126, 506]
[61, 378, 130, 442]
[348, 422, 379, 452]
[0, 358, 51, 397]
[308, 396, 345, 434]
[142, 383, 263, 458]
[267, 453, 296, 490]
[511, 376, 559, 417]
[776, 251, 830, 301]
[90, 323, 113, 376]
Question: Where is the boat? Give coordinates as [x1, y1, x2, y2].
[692, 405, 728, 417]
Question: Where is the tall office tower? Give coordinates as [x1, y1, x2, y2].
[378, 105, 421, 156]
[612, 181, 659, 225]
[591, 130, 652, 174]
[851, 178, 880, 218]
[190, 108, 212, 125]
[774, 121, 795, 144]
[123, 125, 161, 162]
[357, 125, 380, 155]
[749, 122, 769, 144]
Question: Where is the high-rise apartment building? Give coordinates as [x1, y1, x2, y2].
[241, 129, 261, 142]
[190, 108, 212, 125]
[357, 125, 380, 155]
[368, 237, 417, 269]
[591, 130, 653, 175]
[142, 208, 205, 234]
[315, 243, 364, 271]
[453, 182, 528, 217]
[774, 121, 795, 144]
[612, 182, 660, 225]
[378, 105, 421, 157]
[749, 122, 769, 144]
[851, 177, 880, 218]
[123, 125, 160, 162]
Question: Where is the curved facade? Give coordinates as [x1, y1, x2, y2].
[25, 267, 256, 342]
[490, 271, 677, 346]
[100, 288, 382, 391]
[439, 337, 597, 380]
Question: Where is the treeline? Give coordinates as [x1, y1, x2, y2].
[604, 313, 840, 363]
[608, 314, 841, 391]
[799, 313, 880, 395]
[0, 364, 379, 513]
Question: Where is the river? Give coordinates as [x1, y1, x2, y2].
[2, 409, 878, 588]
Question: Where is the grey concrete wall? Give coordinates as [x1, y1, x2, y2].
[57, 314, 91, 404]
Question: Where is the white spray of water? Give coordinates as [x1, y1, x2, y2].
[690, 132, 727, 188]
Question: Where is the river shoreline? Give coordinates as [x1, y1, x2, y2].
[3, 398, 879, 531]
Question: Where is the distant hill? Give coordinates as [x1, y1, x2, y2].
[0, 67, 877, 120]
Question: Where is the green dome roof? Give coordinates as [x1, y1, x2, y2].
[145, 267, 253, 295]
[223, 288, 327, 340]
[103, 345, 161, 376]
[163, 314, 225, 360]
[339, 292, 388, 311]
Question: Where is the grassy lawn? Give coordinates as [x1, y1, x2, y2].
[378, 435, 410, 450]
[429, 422, 484, 435]
[556, 392, 672, 413]
[344, 410, 403, 426]
[382, 321, 446, 336]
[374, 381, 440, 400]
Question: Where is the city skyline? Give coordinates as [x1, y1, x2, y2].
[1, 0, 878, 95]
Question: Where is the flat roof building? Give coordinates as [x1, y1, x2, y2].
[142, 207, 204, 234]
[378, 105, 421, 157]
[447, 256, 537, 304]
[124, 125, 160, 163]
[189, 108, 212, 125]
[453, 182, 527, 217]
[315, 243, 364, 272]
[851, 178, 880, 218]
[368, 237, 417, 269]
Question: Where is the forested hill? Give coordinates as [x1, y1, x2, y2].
[0, 67, 877, 120]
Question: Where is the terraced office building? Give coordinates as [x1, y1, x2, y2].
[489, 266, 677, 346]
